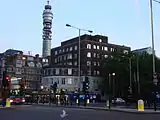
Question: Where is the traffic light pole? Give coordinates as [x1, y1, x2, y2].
[108, 73, 111, 110]
[84, 90, 87, 106]
[83, 76, 89, 106]
[49, 88, 51, 106]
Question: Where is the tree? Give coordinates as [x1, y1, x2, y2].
[100, 51, 160, 102]
[100, 51, 130, 98]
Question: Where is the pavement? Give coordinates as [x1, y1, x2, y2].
[1, 105, 160, 120]
[0, 107, 12, 109]
[31, 103, 160, 114]
[1, 102, 160, 114]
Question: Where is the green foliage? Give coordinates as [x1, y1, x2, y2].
[100, 52, 160, 100]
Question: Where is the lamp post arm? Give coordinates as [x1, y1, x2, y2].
[153, 0, 160, 4]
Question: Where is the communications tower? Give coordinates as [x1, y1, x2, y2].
[42, 0, 53, 57]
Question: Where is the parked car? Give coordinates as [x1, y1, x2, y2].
[112, 98, 125, 104]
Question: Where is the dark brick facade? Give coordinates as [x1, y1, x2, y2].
[0, 49, 43, 90]
[44, 34, 131, 77]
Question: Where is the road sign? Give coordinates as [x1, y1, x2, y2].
[153, 73, 158, 85]
[153, 73, 157, 79]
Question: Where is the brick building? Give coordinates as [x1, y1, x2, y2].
[0, 49, 43, 90]
[42, 34, 131, 92]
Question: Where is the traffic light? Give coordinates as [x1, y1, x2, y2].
[2, 71, 10, 87]
[50, 82, 57, 94]
[5, 76, 10, 81]
[83, 77, 90, 92]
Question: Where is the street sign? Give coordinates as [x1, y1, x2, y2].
[153, 73, 158, 85]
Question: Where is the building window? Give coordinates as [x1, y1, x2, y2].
[93, 53, 96, 57]
[66, 48, 69, 52]
[70, 47, 73, 51]
[68, 69, 72, 75]
[99, 39, 102, 42]
[57, 78, 59, 84]
[50, 69, 53, 75]
[102, 46, 104, 50]
[62, 78, 65, 84]
[59, 49, 62, 53]
[67, 54, 72, 59]
[88, 70, 91, 76]
[97, 46, 100, 49]
[16, 68, 21, 73]
[74, 54, 77, 59]
[97, 71, 100, 75]
[50, 78, 53, 84]
[94, 70, 96, 75]
[97, 54, 100, 58]
[97, 62, 100, 66]
[59, 56, 62, 61]
[68, 62, 72, 65]
[55, 68, 59, 75]
[123, 50, 128, 54]
[104, 55, 108, 58]
[111, 48, 114, 52]
[87, 61, 91, 66]
[55, 51, 57, 55]
[74, 61, 78, 66]
[75, 46, 78, 50]
[93, 45, 96, 49]
[63, 55, 66, 60]
[104, 47, 108, 51]
[87, 52, 91, 58]
[68, 78, 72, 84]
[87, 44, 91, 49]
[74, 78, 78, 84]
[63, 49, 65, 52]
[93, 62, 96, 66]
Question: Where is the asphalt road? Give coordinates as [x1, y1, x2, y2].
[0, 105, 160, 120]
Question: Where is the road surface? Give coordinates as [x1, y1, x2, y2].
[0, 105, 160, 120]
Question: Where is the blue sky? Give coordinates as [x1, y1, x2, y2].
[0, 0, 160, 56]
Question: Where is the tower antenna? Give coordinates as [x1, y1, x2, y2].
[47, 0, 50, 4]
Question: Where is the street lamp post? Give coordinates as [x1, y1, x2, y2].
[136, 57, 140, 96]
[129, 58, 132, 94]
[108, 73, 111, 110]
[112, 73, 116, 98]
[66, 24, 93, 89]
[149, 0, 160, 111]
[149, 0, 156, 79]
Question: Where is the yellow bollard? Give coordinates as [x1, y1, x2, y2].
[138, 99, 144, 111]
[87, 99, 90, 104]
[57, 95, 60, 105]
[106, 100, 109, 107]
[6, 98, 11, 107]
[76, 99, 79, 104]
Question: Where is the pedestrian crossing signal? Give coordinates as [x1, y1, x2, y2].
[83, 77, 90, 92]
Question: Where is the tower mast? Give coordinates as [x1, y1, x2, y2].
[42, 0, 53, 57]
